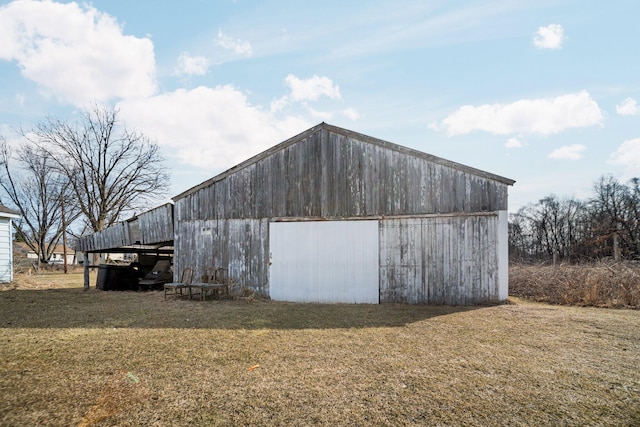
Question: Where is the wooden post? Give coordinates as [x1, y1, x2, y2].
[61, 195, 68, 274]
[613, 232, 621, 262]
[84, 252, 90, 291]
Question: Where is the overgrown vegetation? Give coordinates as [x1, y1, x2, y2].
[510, 261, 640, 308]
[1, 273, 639, 426]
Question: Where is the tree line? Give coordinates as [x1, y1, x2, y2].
[0, 105, 169, 266]
[509, 175, 640, 262]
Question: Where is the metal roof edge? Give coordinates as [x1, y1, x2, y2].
[0, 204, 20, 218]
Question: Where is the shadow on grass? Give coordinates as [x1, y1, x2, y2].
[0, 288, 488, 330]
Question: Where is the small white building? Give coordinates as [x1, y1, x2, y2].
[14, 242, 76, 265]
[0, 205, 19, 283]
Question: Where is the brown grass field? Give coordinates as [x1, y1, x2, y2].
[0, 271, 639, 426]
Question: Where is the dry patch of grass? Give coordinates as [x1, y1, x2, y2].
[0, 272, 639, 426]
[2, 270, 92, 291]
[510, 262, 640, 308]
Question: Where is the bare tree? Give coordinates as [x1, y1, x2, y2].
[510, 175, 640, 263]
[591, 175, 640, 260]
[624, 178, 640, 255]
[26, 105, 169, 232]
[511, 195, 589, 262]
[0, 137, 79, 266]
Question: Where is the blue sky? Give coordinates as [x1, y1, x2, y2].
[1, 0, 639, 212]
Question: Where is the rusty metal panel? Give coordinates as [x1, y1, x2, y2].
[269, 220, 379, 304]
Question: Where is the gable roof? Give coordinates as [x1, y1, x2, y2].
[0, 204, 19, 218]
[173, 122, 515, 202]
[15, 242, 76, 255]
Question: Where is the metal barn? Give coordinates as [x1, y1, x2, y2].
[172, 123, 515, 304]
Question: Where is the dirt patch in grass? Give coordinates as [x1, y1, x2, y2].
[0, 273, 639, 426]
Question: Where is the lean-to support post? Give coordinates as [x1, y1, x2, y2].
[84, 252, 90, 291]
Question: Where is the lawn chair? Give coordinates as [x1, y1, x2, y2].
[187, 268, 213, 300]
[197, 267, 229, 301]
[138, 259, 172, 291]
[164, 267, 193, 300]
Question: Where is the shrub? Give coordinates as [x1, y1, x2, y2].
[509, 261, 640, 308]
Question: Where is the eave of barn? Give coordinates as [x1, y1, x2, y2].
[76, 203, 175, 253]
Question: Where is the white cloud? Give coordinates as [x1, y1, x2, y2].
[174, 52, 209, 77]
[548, 144, 586, 160]
[610, 138, 640, 179]
[505, 137, 523, 148]
[285, 74, 341, 102]
[439, 91, 603, 136]
[117, 85, 310, 170]
[342, 108, 361, 120]
[616, 97, 640, 116]
[534, 24, 564, 49]
[0, 0, 156, 105]
[302, 104, 334, 121]
[216, 30, 252, 57]
[271, 74, 341, 112]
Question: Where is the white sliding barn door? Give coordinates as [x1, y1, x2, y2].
[269, 221, 379, 303]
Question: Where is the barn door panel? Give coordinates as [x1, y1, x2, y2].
[269, 220, 379, 303]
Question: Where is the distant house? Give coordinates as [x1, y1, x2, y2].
[0, 205, 19, 282]
[14, 242, 76, 265]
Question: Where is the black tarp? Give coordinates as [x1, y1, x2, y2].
[96, 264, 144, 291]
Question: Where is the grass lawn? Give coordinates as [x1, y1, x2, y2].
[1, 272, 639, 426]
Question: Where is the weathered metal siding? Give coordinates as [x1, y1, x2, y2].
[76, 203, 174, 252]
[379, 213, 503, 304]
[173, 219, 269, 293]
[174, 128, 509, 222]
[76, 221, 130, 252]
[138, 203, 174, 244]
